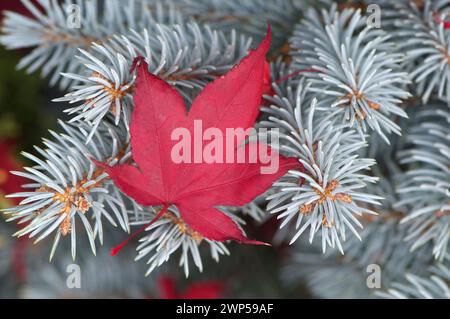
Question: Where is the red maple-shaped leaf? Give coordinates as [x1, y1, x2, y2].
[96, 27, 302, 250]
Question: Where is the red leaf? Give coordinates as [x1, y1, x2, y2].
[0, 140, 25, 205]
[158, 275, 224, 299]
[99, 26, 303, 252]
[177, 204, 267, 245]
[0, 1, 35, 21]
[187, 27, 271, 132]
[94, 162, 162, 206]
[262, 61, 275, 97]
[181, 281, 223, 299]
[174, 143, 300, 208]
[158, 276, 178, 299]
[434, 13, 450, 29]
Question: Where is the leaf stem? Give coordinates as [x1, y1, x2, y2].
[110, 204, 170, 256]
